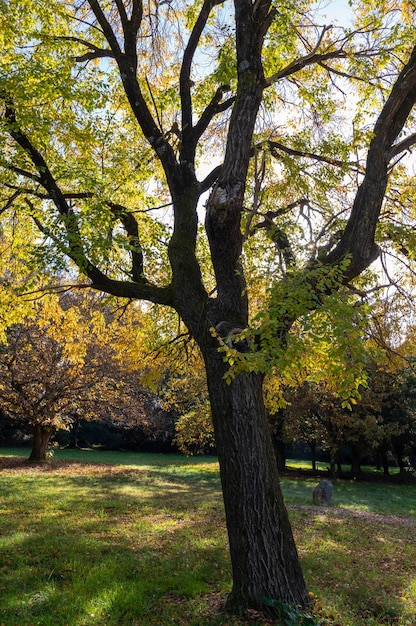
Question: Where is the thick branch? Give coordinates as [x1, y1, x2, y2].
[193, 86, 234, 144]
[114, 0, 143, 68]
[200, 165, 222, 193]
[180, 0, 225, 159]
[325, 45, 416, 279]
[87, 0, 123, 56]
[265, 45, 380, 86]
[30, 203, 173, 305]
[108, 203, 145, 282]
[87, 0, 178, 190]
[389, 132, 416, 159]
[205, 0, 273, 323]
[51, 36, 115, 61]
[3, 98, 74, 217]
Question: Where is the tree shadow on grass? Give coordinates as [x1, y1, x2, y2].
[0, 460, 232, 625]
[290, 506, 416, 625]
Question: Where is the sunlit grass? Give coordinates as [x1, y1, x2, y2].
[0, 449, 415, 625]
[285, 457, 400, 474]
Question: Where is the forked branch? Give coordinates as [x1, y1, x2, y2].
[1, 92, 173, 305]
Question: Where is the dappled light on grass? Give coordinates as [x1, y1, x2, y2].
[293, 506, 416, 625]
[0, 453, 415, 625]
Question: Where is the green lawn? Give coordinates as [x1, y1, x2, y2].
[0, 448, 415, 625]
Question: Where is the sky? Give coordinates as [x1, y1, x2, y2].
[318, 0, 354, 26]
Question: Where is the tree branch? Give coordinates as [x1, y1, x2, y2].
[2, 162, 41, 183]
[108, 203, 145, 282]
[87, 0, 177, 190]
[193, 86, 234, 144]
[4, 183, 94, 201]
[265, 44, 381, 87]
[267, 140, 360, 170]
[325, 45, 416, 279]
[199, 165, 222, 193]
[114, 0, 143, 69]
[389, 132, 416, 159]
[50, 36, 115, 61]
[179, 0, 225, 159]
[0, 190, 22, 215]
[87, 0, 123, 57]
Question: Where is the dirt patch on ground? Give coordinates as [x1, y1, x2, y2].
[0, 455, 116, 475]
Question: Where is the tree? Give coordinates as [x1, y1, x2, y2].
[0, 293, 148, 461]
[1, 0, 416, 613]
[376, 364, 416, 473]
[159, 350, 215, 455]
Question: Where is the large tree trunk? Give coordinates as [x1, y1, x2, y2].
[29, 424, 53, 462]
[204, 349, 308, 612]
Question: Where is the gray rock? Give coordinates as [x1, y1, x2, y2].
[313, 479, 333, 506]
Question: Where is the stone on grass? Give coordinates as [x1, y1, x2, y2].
[313, 479, 333, 506]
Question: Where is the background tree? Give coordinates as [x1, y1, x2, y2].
[375, 364, 416, 474]
[0, 293, 149, 461]
[159, 351, 214, 455]
[1, 0, 416, 614]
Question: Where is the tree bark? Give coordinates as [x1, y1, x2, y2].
[29, 424, 53, 462]
[203, 347, 308, 611]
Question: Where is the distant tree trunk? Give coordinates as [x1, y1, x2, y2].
[393, 442, 407, 473]
[274, 438, 287, 474]
[377, 447, 390, 475]
[350, 444, 362, 478]
[270, 412, 286, 473]
[29, 424, 54, 462]
[329, 454, 336, 478]
[335, 451, 344, 476]
[204, 350, 308, 612]
[68, 415, 81, 448]
[309, 441, 317, 472]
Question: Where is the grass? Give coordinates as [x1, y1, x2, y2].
[285, 457, 400, 475]
[0, 448, 415, 625]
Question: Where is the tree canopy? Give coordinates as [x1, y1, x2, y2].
[0, 291, 153, 461]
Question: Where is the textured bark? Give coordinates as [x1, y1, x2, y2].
[29, 424, 54, 462]
[203, 347, 308, 611]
